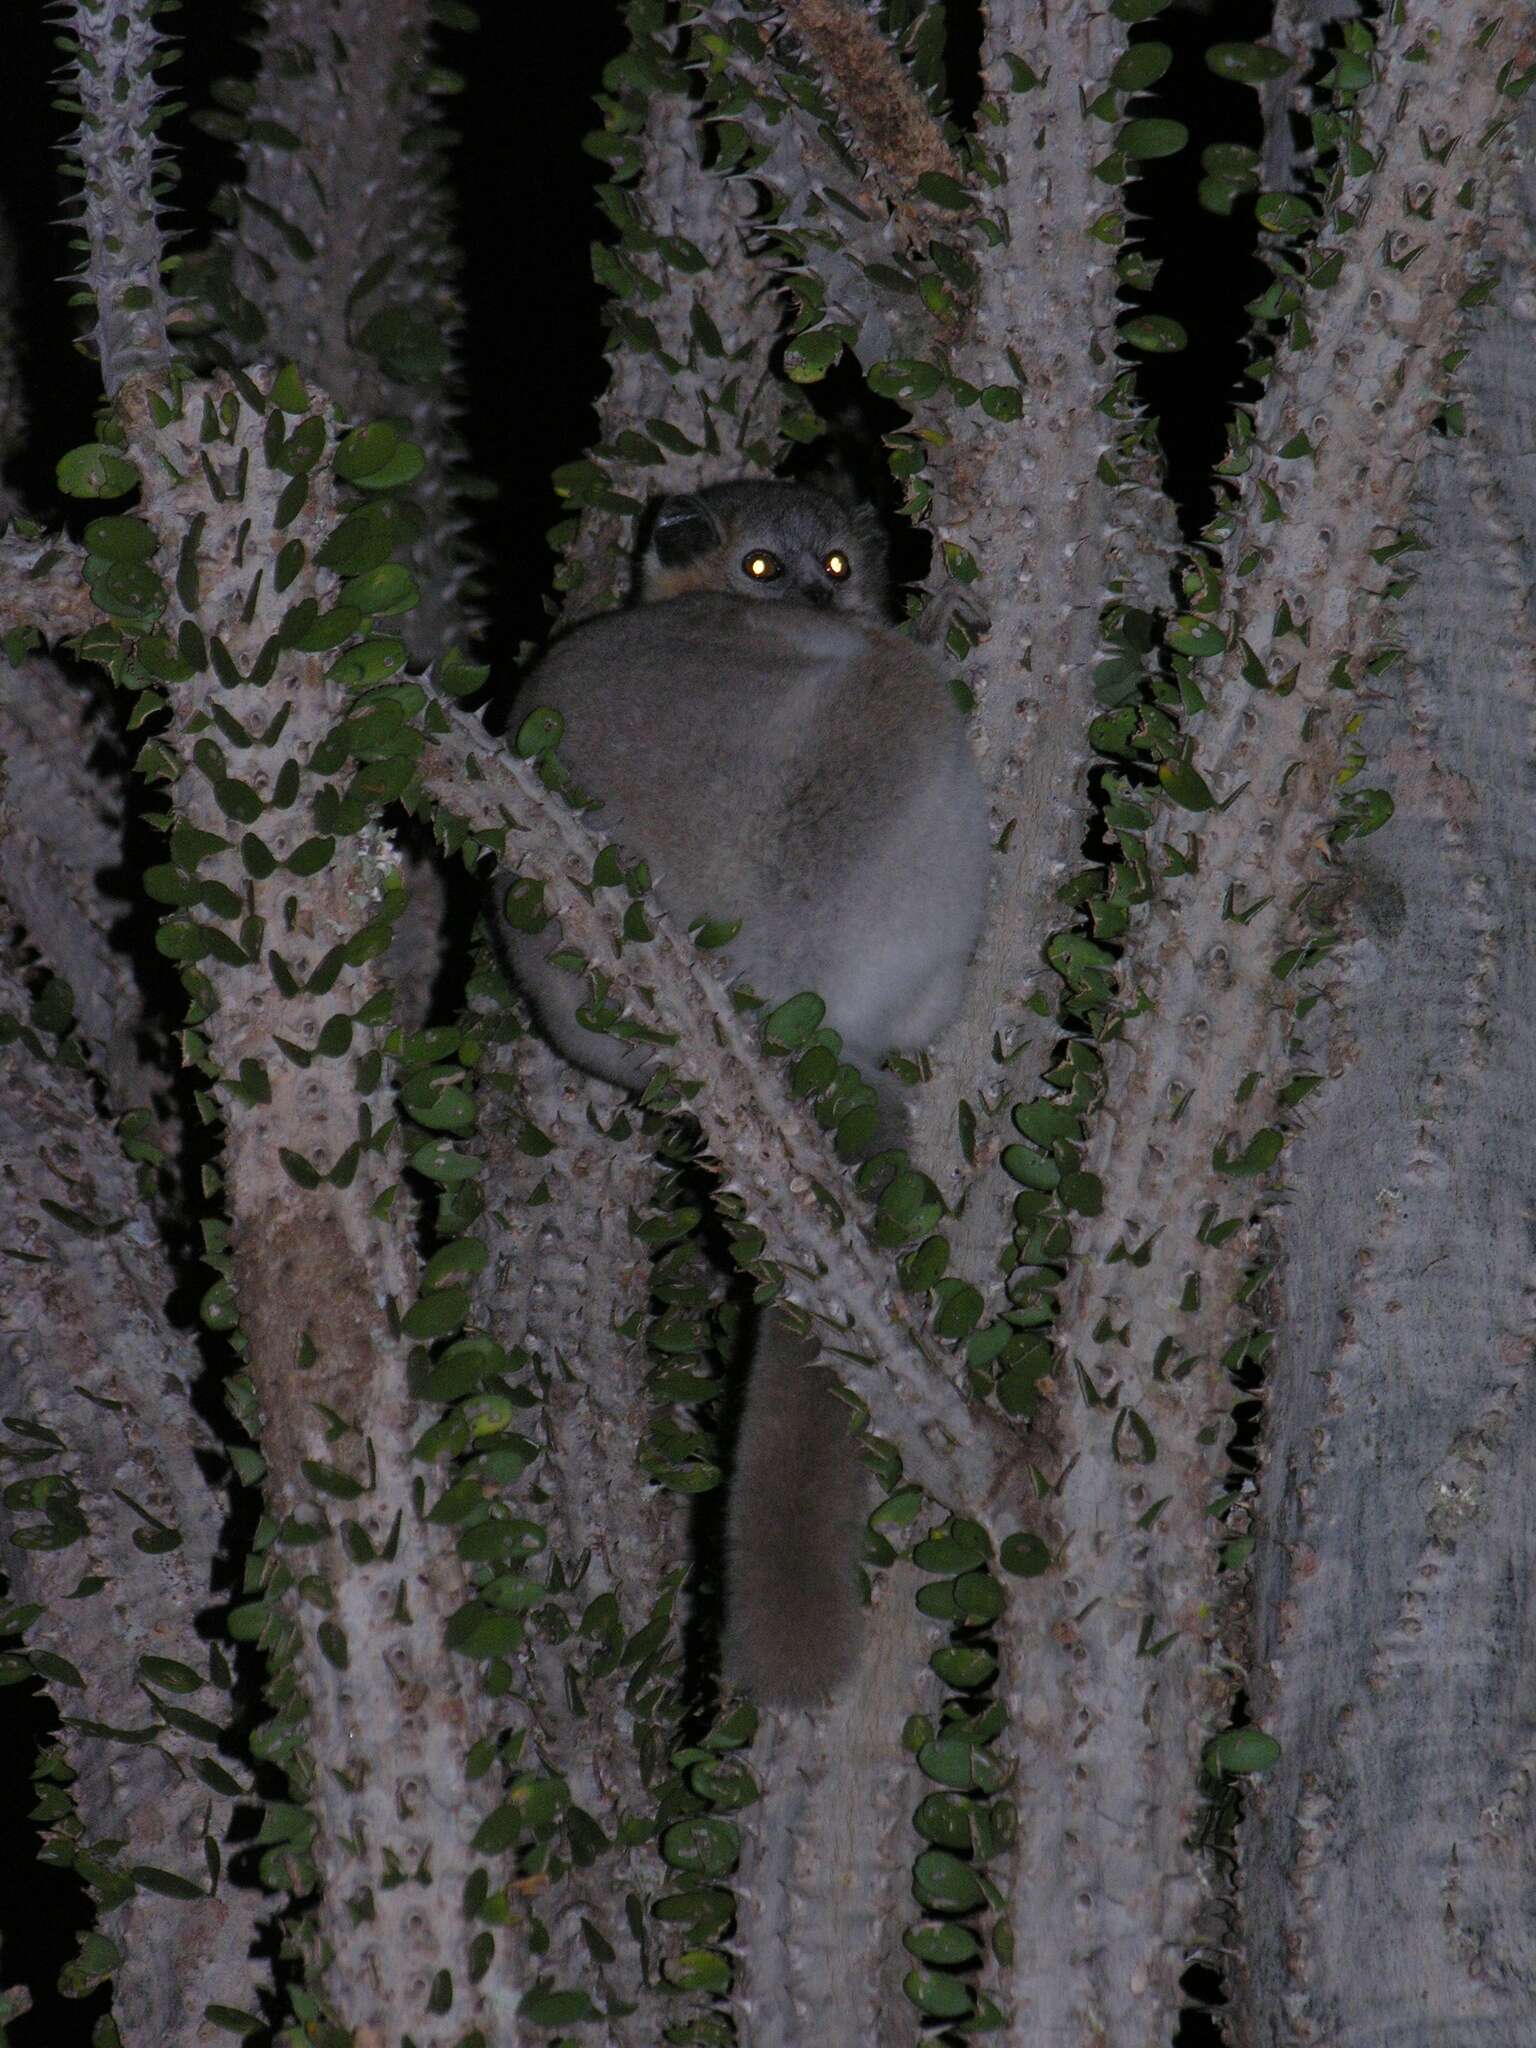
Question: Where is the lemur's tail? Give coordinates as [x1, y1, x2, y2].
[723, 1312, 868, 1709]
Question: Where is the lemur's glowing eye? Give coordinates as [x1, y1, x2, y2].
[742, 550, 783, 581]
[823, 551, 851, 581]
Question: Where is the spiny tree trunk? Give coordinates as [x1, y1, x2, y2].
[1237, 137, 1536, 2042]
[0, 2, 1532, 2045]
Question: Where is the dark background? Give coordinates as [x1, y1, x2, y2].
[0, 1, 1280, 2038]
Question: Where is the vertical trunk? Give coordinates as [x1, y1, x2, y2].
[732, 1565, 934, 2047]
[0, 951, 267, 2036]
[227, 0, 474, 660]
[1237, 144, 1536, 2043]
[476, 1038, 685, 2033]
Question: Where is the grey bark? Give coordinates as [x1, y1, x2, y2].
[936, 0, 1176, 1269]
[732, 1563, 934, 2047]
[114, 371, 512, 2041]
[0, 663, 159, 1119]
[991, 8, 1521, 2036]
[1261, 1, 1361, 196]
[59, 0, 175, 392]
[0, 945, 265, 2038]
[227, 0, 475, 663]
[559, 80, 793, 615]
[474, 1033, 683, 2033]
[1237, 144, 1536, 2045]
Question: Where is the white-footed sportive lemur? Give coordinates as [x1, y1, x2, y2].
[504, 479, 989, 1706]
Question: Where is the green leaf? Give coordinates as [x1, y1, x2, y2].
[664, 1948, 733, 1994]
[782, 329, 843, 384]
[473, 1803, 523, 1854]
[979, 383, 1023, 422]
[57, 444, 139, 499]
[328, 637, 409, 687]
[1000, 1145, 1060, 1192]
[401, 1070, 475, 1133]
[660, 1816, 740, 1877]
[83, 516, 157, 563]
[1206, 41, 1291, 84]
[762, 991, 825, 1049]
[933, 1282, 983, 1340]
[269, 364, 310, 413]
[918, 1739, 989, 1790]
[518, 1987, 600, 2026]
[953, 1567, 1004, 1619]
[835, 1102, 879, 1159]
[1120, 314, 1188, 353]
[903, 1967, 975, 2020]
[401, 1287, 470, 1340]
[155, 920, 207, 962]
[204, 2005, 264, 2035]
[285, 836, 335, 877]
[916, 170, 972, 210]
[301, 1459, 365, 1501]
[1255, 191, 1318, 234]
[912, 1849, 986, 1912]
[931, 1645, 997, 1690]
[1000, 1531, 1052, 1577]
[333, 422, 398, 481]
[1111, 42, 1172, 91]
[913, 1533, 986, 1575]
[317, 508, 394, 577]
[902, 1234, 950, 1289]
[866, 358, 944, 402]
[344, 564, 419, 617]
[1166, 614, 1226, 657]
[1120, 117, 1188, 159]
[871, 1486, 924, 1531]
[131, 1864, 205, 1900]
[688, 1758, 759, 1810]
[1205, 1726, 1281, 1774]
[501, 878, 549, 934]
[278, 1149, 322, 1191]
[1011, 1101, 1078, 1146]
[429, 1478, 485, 1527]
[904, 1922, 981, 1966]
[941, 540, 980, 584]
[1158, 757, 1215, 810]
[357, 440, 424, 491]
[421, 1346, 494, 1404]
[515, 707, 564, 758]
[88, 557, 166, 620]
[138, 1656, 202, 1693]
[409, 1140, 484, 1184]
[446, 1605, 524, 1659]
[914, 1791, 975, 1851]
[289, 605, 363, 652]
[422, 1237, 488, 1288]
[1213, 1127, 1284, 1176]
[275, 416, 326, 476]
[359, 306, 451, 384]
[144, 864, 198, 907]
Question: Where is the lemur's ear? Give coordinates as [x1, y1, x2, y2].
[649, 494, 719, 569]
